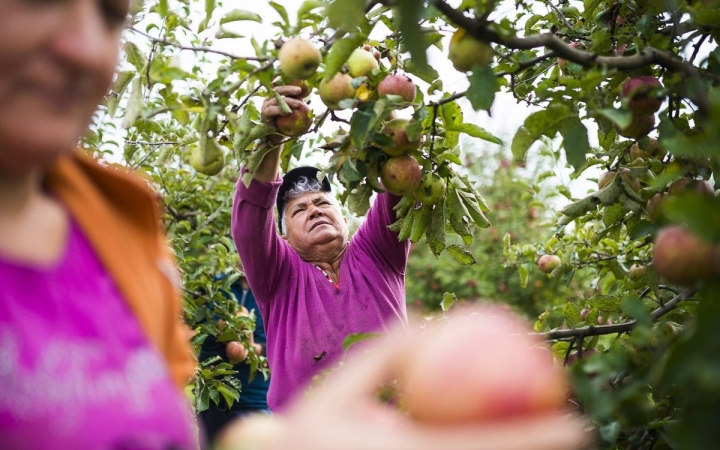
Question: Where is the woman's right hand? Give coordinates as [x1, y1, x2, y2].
[260, 86, 305, 126]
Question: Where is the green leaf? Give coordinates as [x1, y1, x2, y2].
[441, 292, 457, 312]
[269, 1, 289, 26]
[323, 33, 369, 83]
[564, 302, 582, 327]
[199, 0, 216, 33]
[466, 66, 499, 111]
[298, 0, 324, 19]
[343, 332, 382, 351]
[518, 264, 529, 288]
[447, 245, 476, 265]
[348, 184, 373, 216]
[123, 42, 147, 72]
[410, 204, 432, 243]
[394, 0, 428, 68]
[326, 0, 365, 31]
[405, 59, 440, 85]
[559, 116, 589, 171]
[587, 295, 621, 312]
[220, 9, 261, 24]
[448, 123, 503, 145]
[511, 107, 573, 162]
[596, 108, 632, 130]
[427, 199, 446, 256]
[122, 77, 143, 129]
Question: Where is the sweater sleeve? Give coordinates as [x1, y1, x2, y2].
[231, 170, 295, 303]
[351, 192, 410, 275]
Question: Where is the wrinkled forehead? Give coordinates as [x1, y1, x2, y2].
[285, 191, 335, 211]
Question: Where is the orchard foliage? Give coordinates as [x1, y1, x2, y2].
[88, 0, 720, 447]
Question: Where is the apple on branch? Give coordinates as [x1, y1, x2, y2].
[278, 38, 321, 80]
[448, 28, 494, 72]
[378, 74, 417, 103]
[319, 72, 356, 110]
[347, 48, 379, 78]
[380, 118, 420, 156]
[538, 254, 561, 273]
[380, 155, 422, 197]
[414, 173, 447, 206]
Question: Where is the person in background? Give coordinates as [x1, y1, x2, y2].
[232, 85, 411, 412]
[198, 271, 270, 444]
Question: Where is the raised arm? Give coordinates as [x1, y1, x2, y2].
[231, 86, 305, 301]
[352, 192, 410, 274]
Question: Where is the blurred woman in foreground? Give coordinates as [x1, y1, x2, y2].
[0, 1, 589, 449]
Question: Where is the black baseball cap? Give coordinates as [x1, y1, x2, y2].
[276, 166, 332, 233]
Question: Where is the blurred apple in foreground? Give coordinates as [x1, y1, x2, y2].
[401, 305, 567, 424]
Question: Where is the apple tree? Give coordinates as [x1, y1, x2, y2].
[90, 0, 720, 446]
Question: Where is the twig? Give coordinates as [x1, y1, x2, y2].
[130, 27, 269, 61]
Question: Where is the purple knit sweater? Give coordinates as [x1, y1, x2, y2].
[232, 174, 409, 412]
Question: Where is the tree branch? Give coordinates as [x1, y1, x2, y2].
[431, 0, 708, 112]
[534, 287, 697, 340]
[130, 27, 269, 61]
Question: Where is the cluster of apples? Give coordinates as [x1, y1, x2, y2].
[275, 38, 456, 205]
[616, 75, 665, 139]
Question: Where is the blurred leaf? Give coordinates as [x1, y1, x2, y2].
[466, 66, 499, 111]
[326, 0, 365, 31]
[342, 332, 383, 351]
[559, 116, 589, 171]
[394, 0, 428, 68]
[441, 292, 457, 312]
[220, 9, 261, 24]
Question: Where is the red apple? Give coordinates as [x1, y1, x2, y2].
[616, 114, 655, 139]
[380, 118, 420, 156]
[275, 103, 312, 137]
[629, 138, 666, 161]
[668, 177, 715, 196]
[653, 226, 720, 286]
[401, 305, 567, 424]
[380, 155, 422, 196]
[538, 254, 561, 273]
[378, 74, 416, 103]
[622, 76, 664, 115]
[226, 341, 249, 364]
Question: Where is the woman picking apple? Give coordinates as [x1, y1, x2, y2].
[232, 84, 412, 413]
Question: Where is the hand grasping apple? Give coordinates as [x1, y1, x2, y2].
[261, 85, 313, 138]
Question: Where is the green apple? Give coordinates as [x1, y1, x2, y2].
[347, 48, 379, 77]
[414, 173, 447, 205]
[448, 28, 494, 72]
[319, 73, 356, 110]
[538, 254, 561, 273]
[190, 139, 225, 176]
[278, 38, 321, 80]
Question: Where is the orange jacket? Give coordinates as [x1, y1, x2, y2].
[45, 152, 196, 389]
